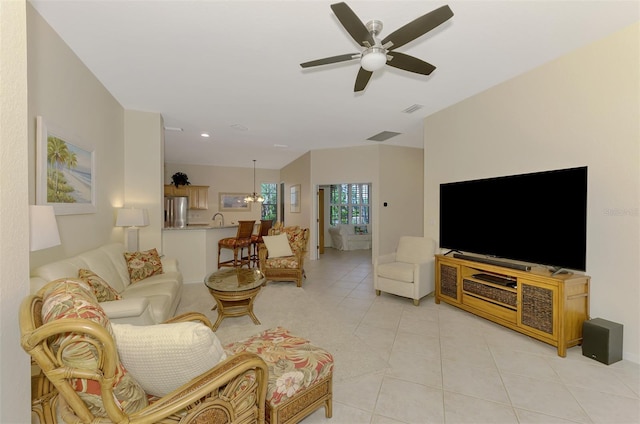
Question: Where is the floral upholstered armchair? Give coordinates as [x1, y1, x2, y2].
[258, 225, 310, 287]
[20, 278, 268, 424]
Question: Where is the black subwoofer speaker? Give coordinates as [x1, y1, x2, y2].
[582, 318, 623, 365]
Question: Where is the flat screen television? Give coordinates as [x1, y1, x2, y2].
[439, 166, 587, 271]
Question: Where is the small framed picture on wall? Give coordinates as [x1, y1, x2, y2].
[290, 184, 300, 213]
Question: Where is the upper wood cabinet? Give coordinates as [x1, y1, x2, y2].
[164, 185, 209, 210]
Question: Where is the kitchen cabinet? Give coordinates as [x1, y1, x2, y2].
[164, 185, 209, 210]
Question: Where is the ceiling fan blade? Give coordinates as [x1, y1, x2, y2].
[381, 5, 454, 51]
[300, 53, 359, 68]
[354, 68, 373, 92]
[331, 2, 375, 47]
[386, 52, 436, 75]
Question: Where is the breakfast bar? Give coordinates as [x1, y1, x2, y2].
[162, 224, 240, 284]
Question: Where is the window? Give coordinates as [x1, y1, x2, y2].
[260, 183, 277, 221]
[329, 183, 370, 226]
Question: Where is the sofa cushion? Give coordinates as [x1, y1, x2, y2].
[263, 234, 293, 258]
[79, 245, 128, 293]
[111, 321, 227, 397]
[78, 269, 122, 302]
[377, 262, 415, 283]
[124, 248, 164, 284]
[31, 256, 90, 286]
[41, 278, 147, 417]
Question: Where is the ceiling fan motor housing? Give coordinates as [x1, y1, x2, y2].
[365, 19, 383, 38]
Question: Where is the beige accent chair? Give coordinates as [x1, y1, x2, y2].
[20, 289, 268, 424]
[374, 236, 436, 305]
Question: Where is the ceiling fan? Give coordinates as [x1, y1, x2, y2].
[300, 2, 454, 92]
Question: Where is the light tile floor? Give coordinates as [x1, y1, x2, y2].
[300, 248, 639, 424]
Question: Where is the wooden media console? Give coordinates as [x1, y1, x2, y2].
[435, 254, 590, 357]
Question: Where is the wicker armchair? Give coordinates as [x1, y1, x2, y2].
[20, 282, 268, 424]
[258, 226, 309, 287]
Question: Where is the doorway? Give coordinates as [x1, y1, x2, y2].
[316, 183, 372, 261]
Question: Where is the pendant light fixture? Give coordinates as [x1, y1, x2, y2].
[245, 160, 264, 203]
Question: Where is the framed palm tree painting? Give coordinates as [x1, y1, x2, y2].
[36, 116, 96, 215]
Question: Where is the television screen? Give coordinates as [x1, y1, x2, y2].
[439, 166, 587, 271]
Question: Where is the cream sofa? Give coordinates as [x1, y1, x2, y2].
[30, 243, 182, 325]
[328, 224, 372, 250]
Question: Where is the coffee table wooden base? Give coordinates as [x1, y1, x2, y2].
[208, 285, 261, 330]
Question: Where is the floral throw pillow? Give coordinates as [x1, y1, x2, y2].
[124, 248, 163, 284]
[78, 269, 122, 302]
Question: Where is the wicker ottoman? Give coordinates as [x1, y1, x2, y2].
[225, 327, 334, 424]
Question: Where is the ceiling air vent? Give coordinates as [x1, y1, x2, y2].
[366, 131, 401, 142]
[402, 104, 424, 114]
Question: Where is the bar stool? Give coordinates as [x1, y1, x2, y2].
[250, 219, 274, 267]
[218, 220, 255, 268]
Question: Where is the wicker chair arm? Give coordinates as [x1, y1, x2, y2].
[130, 352, 268, 424]
[163, 312, 213, 328]
[20, 313, 126, 423]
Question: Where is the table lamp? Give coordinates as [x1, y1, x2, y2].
[116, 207, 149, 252]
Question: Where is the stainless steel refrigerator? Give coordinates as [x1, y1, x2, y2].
[164, 196, 188, 228]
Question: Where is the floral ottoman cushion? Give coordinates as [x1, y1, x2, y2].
[224, 327, 334, 407]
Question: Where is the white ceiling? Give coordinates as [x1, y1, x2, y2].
[30, 1, 639, 170]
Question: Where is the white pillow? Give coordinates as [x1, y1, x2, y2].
[111, 321, 227, 397]
[262, 233, 293, 258]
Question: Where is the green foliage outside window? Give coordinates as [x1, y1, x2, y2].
[329, 183, 370, 226]
[260, 183, 277, 221]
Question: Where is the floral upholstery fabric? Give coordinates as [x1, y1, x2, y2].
[269, 226, 307, 256]
[124, 248, 163, 283]
[264, 256, 300, 269]
[224, 327, 334, 407]
[40, 278, 147, 416]
[219, 237, 251, 249]
[78, 268, 122, 301]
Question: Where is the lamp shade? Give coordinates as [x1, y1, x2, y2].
[116, 208, 149, 227]
[30, 205, 61, 251]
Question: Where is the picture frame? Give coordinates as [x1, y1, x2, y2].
[219, 192, 251, 211]
[36, 116, 97, 215]
[290, 184, 300, 213]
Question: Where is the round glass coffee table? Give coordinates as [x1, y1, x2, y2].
[204, 268, 266, 330]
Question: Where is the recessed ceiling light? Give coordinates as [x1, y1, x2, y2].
[200, 132, 210, 138]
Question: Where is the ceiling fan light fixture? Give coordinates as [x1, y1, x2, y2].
[360, 47, 386, 72]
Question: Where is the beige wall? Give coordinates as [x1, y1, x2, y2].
[1, 1, 31, 421]
[378, 145, 424, 254]
[27, 3, 126, 268]
[164, 162, 281, 225]
[280, 152, 311, 228]
[424, 23, 640, 361]
[125, 110, 164, 251]
[310, 144, 424, 259]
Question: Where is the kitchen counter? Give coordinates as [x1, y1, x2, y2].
[163, 224, 239, 230]
[162, 225, 240, 283]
